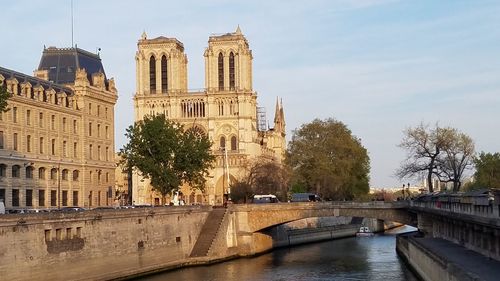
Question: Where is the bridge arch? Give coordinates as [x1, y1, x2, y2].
[231, 202, 415, 233]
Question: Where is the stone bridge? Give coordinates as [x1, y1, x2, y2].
[230, 201, 414, 233]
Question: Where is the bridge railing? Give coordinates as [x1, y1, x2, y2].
[410, 190, 500, 219]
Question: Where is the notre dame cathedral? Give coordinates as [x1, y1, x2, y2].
[132, 27, 286, 205]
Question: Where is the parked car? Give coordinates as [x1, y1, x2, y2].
[58, 206, 86, 212]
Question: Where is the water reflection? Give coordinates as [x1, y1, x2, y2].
[142, 226, 418, 281]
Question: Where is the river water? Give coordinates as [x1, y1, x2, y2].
[142, 226, 419, 281]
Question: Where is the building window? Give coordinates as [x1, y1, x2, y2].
[26, 189, 33, 207]
[73, 170, 79, 181]
[89, 190, 93, 207]
[98, 146, 101, 160]
[62, 169, 68, 181]
[0, 164, 6, 177]
[89, 144, 93, 159]
[97, 105, 101, 117]
[89, 122, 92, 136]
[50, 168, 57, 180]
[220, 136, 226, 148]
[39, 167, 46, 179]
[39, 112, 44, 128]
[62, 191, 68, 206]
[0, 189, 5, 203]
[27, 135, 32, 152]
[231, 136, 237, 151]
[73, 119, 77, 133]
[73, 191, 78, 206]
[97, 124, 101, 138]
[105, 147, 109, 161]
[13, 107, 17, 123]
[218, 53, 224, 91]
[51, 139, 56, 155]
[149, 55, 156, 93]
[26, 166, 34, 179]
[26, 110, 31, 125]
[106, 172, 109, 183]
[39, 190, 45, 207]
[50, 190, 57, 207]
[88, 103, 92, 115]
[62, 141, 67, 157]
[73, 142, 78, 158]
[13, 133, 18, 151]
[12, 165, 20, 178]
[51, 115, 55, 130]
[229, 52, 235, 90]
[0, 131, 4, 149]
[98, 170, 102, 183]
[12, 189, 19, 207]
[161, 55, 168, 93]
[39, 137, 44, 154]
[62, 117, 66, 132]
[105, 126, 109, 139]
[105, 107, 108, 119]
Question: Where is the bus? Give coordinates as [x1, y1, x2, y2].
[253, 194, 280, 204]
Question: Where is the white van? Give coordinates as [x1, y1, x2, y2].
[0, 200, 5, 215]
[253, 194, 279, 204]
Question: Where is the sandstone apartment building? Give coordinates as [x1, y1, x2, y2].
[0, 47, 117, 210]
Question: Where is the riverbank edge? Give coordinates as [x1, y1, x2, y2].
[116, 222, 401, 280]
[396, 232, 483, 281]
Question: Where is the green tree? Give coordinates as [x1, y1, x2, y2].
[0, 86, 10, 112]
[119, 114, 215, 201]
[470, 152, 500, 189]
[286, 118, 370, 200]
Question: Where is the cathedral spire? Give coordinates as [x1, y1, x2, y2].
[235, 25, 242, 35]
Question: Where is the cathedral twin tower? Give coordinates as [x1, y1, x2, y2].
[133, 27, 286, 205]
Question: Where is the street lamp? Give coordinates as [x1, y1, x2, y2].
[53, 162, 61, 209]
[220, 147, 231, 205]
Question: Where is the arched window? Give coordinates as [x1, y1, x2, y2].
[12, 165, 20, 178]
[62, 169, 68, 181]
[50, 168, 57, 180]
[0, 164, 6, 177]
[220, 136, 226, 148]
[229, 52, 235, 90]
[26, 166, 34, 179]
[149, 55, 156, 93]
[161, 55, 168, 93]
[218, 52, 224, 91]
[231, 136, 237, 151]
[73, 170, 79, 181]
[38, 167, 46, 179]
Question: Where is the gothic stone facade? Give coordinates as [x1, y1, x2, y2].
[133, 27, 286, 205]
[0, 47, 117, 210]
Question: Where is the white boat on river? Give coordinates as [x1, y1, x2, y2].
[356, 226, 374, 237]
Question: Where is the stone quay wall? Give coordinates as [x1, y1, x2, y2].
[0, 206, 210, 280]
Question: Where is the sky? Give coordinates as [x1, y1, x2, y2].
[2, 0, 500, 188]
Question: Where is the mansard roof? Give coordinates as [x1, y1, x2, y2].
[37, 46, 106, 85]
[0, 66, 73, 95]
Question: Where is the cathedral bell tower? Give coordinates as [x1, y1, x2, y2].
[204, 26, 253, 92]
[135, 32, 188, 95]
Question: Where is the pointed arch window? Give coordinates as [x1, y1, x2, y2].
[231, 136, 237, 151]
[161, 55, 168, 93]
[220, 136, 226, 149]
[229, 52, 235, 90]
[218, 53, 224, 91]
[149, 56, 156, 93]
